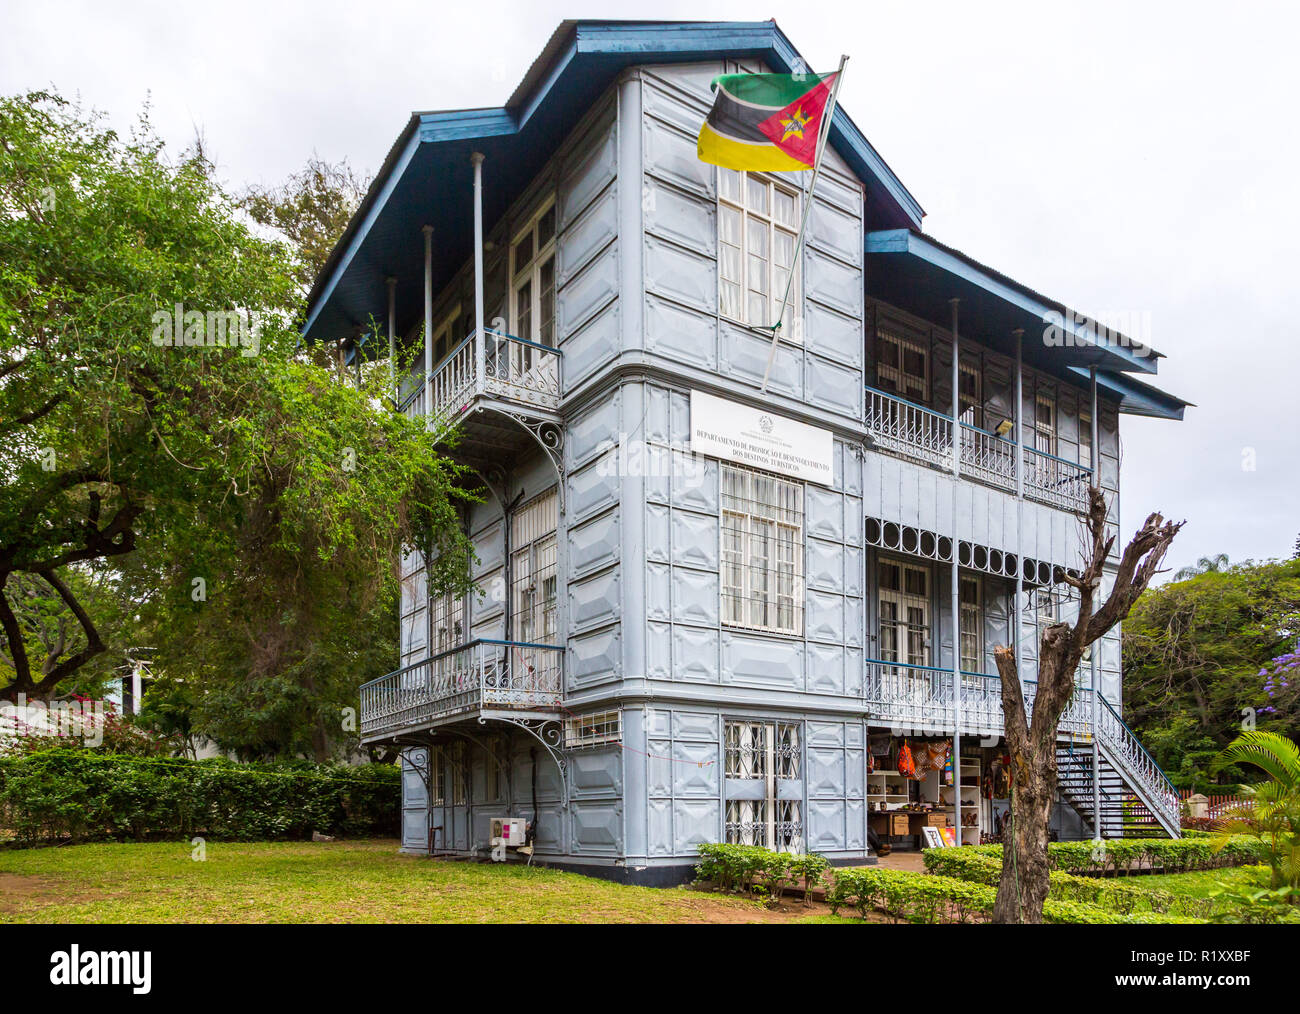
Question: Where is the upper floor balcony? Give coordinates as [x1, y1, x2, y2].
[360, 638, 563, 742]
[865, 385, 1092, 513]
[400, 328, 560, 424]
[397, 328, 562, 474]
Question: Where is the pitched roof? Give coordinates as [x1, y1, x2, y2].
[303, 19, 923, 341]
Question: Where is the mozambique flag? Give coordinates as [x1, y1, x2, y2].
[697, 71, 839, 172]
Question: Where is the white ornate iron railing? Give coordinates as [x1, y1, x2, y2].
[865, 657, 1180, 835]
[1021, 444, 1091, 513]
[865, 386, 953, 471]
[865, 386, 1091, 513]
[397, 329, 560, 423]
[359, 639, 563, 739]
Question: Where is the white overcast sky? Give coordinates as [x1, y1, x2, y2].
[3, 0, 1296, 577]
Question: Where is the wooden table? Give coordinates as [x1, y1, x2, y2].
[870, 808, 954, 847]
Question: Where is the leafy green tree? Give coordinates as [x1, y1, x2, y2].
[1123, 558, 1300, 789]
[240, 156, 369, 295]
[0, 90, 475, 761]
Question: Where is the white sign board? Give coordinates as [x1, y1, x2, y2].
[689, 390, 834, 486]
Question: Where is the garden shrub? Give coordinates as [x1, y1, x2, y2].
[825, 866, 1201, 924]
[0, 750, 399, 845]
[695, 843, 828, 903]
[962, 836, 1264, 875]
[921, 847, 1213, 918]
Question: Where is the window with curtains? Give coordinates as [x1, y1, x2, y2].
[718, 168, 801, 338]
[720, 464, 804, 635]
[510, 489, 559, 645]
[875, 328, 929, 402]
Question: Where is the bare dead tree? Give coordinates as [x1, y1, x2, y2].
[991, 487, 1182, 923]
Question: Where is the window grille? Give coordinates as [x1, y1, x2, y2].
[724, 720, 802, 852]
[718, 169, 801, 336]
[431, 745, 446, 807]
[565, 710, 622, 749]
[1034, 395, 1056, 455]
[721, 464, 804, 635]
[429, 589, 466, 675]
[450, 741, 467, 807]
[487, 737, 506, 802]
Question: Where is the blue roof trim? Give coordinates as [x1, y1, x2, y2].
[303, 20, 926, 339]
[418, 108, 517, 143]
[302, 127, 422, 339]
[1066, 367, 1191, 420]
[866, 228, 1161, 376]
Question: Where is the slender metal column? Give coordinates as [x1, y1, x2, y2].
[1013, 328, 1025, 702]
[1090, 366, 1102, 836]
[471, 152, 486, 396]
[949, 298, 961, 842]
[422, 225, 434, 432]
[386, 276, 397, 406]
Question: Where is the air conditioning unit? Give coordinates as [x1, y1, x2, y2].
[489, 817, 527, 846]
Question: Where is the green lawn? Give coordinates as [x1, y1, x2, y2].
[1136, 864, 1274, 916]
[0, 839, 804, 924]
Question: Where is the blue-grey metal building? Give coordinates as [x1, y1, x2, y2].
[304, 19, 1190, 883]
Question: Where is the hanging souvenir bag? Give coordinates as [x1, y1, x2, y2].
[897, 740, 918, 780]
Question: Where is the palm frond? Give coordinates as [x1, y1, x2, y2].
[1214, 731, 1300, 787]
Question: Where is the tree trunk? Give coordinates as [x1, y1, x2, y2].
[993, 740, 1057, 923]
[989, 489, 1183, 923]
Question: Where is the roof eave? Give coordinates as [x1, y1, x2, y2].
[303, 20, 926, 336]
[866, 228, 1163, 376]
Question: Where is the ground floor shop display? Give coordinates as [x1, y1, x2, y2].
[866, 734, 1011, 849]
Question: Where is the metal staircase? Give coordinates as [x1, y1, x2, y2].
[1056, 744, 1166, 838]
[1053, 694, 1180, 839]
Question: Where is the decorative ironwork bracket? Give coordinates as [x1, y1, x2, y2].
[493, 409, 566, 514]
[481, 714, 569, 809]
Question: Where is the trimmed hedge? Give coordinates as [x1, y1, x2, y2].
[825, 867, 1202, 924]
[696, 843, 830, 903]
[961, 836, 1266, 875]
[921, 847, 1214, 918]
[0, 750, 399, 845]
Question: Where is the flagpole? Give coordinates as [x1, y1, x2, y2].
[759, 54, 848, 394]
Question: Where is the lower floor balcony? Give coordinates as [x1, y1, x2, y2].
[864, 657, 1180, 834]
[360, 639, 563, 742]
